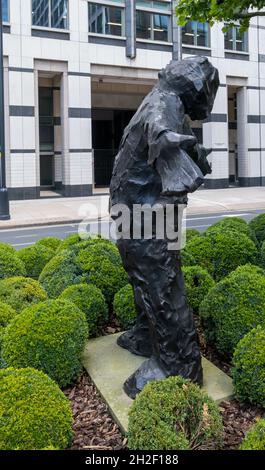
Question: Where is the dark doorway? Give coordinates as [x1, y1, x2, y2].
[39, 87, 55, 187]
[92, 108, 135, 187]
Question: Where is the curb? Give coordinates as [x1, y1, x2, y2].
[0, 216, 110, 231]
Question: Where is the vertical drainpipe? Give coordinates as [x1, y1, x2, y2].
[172, 0, 182, 60]
[125, 0, 136, 59]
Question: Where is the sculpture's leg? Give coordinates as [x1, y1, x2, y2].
[121, 239, 203, 399]
[117, 240, 152, 357]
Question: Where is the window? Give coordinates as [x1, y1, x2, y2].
[2, 0, 9, 22]
[182, 21, 210, 48]
[224, 25, 248, 52]
[32, 0, 68, 29]
[88, 3, 124, 36]
[136, 1, 171, 11]
[136, 10, 170, 41]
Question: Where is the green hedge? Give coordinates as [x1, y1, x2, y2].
[183, 266, 215, 312]
[0, 248, 26, 280]
[205, 217, 253, 239]
[40, 238, 128, 302]
[240, 419, 265, 450]
[128, 376, 223, 450]
[185, 229, 201, 243]
[59, 283, 108, 336]
[113, 284, 137, 329]
[76, 242, 128, 303]
[0, 367, 73, 450]
[18, 244, 54, 279]
[183, 236, 214, 274]
[0, 302, 17, 349]
[36, 237, 62, 251]
[0, 242, 16, 254]
[0, 276, 47, 313]
[39, 250, 87, 298]
[232, 326, 265, 407]
[2, 299, 88, 387]
[56, 234, 82, 253]
[249, 213, 265, 245]
[185, 231, 258, 280]
[181, 249, 197, 267]
[200, 265, 265, 358]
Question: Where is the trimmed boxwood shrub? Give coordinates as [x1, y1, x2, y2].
[59, 283, 108, 336]
[0, 242, 15, 254]
[0, 276, 47, 313]
[76, 243, 128, 303]
[36, 236, 62, 251]
[181, 249, 196, 267]
[249, 213, 265, 245]
[18, 244, 54, 279]
[184, 236, 214, 275]
[200, 265, 265, 358]
[207, 231, 258, 280]
[261, 240, 265, 268]
[113, 284, 137, 329]
[1, 299, 88, 387]
[185, 229, 201, 243]
[39, 237, 127, 301]
[240, 419, 265, 450]
[39, 250, 87, 298]
[205, 217, 252, 238]
[232, 326, 265, 407]
[56, 234, 82, 253]
[0, 249, 26, 279]
[128, 376, 223, 450]
[183, 266, 215, 312]
[0, 302, 17, 348]
[0, 367, 73, 450]
[185, 231, 258, 280]
[40, 238, 128, 302]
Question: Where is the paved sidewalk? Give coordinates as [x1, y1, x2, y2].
[0, 187, 265, 229]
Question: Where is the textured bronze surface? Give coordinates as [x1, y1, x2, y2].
[109, 57, 219, 399]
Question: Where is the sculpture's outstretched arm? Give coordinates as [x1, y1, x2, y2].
[148, 130, 204, 195]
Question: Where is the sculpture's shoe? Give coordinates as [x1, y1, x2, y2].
[123, 357, 167, 399]
[123, 356, 204, 399]
[117, 330, 152, 357]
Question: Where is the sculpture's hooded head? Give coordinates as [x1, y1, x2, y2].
[158, 56, 219, 120]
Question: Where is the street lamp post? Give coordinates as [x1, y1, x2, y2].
[0, 0, 10, 220]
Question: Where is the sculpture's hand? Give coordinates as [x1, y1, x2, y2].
[160, 131, 197, 150]
[148, 131, 197, 165]
[155, 147, 204, 196]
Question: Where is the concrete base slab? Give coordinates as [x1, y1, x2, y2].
[83, 332, 233, 434]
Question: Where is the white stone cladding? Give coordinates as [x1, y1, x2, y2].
[1, 0, 265, 198]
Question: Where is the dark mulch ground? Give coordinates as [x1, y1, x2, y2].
[64, 315, 263, 450]
[64, 374, 126, 450]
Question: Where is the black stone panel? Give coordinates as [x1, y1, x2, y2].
[182, 46, 211, 57]
[238, 177, 262, 187]
[62, 184, 93, 197]
[225, 52, 249, 61]
[31, 28, 70, 40]
[8, 187, 40, 200]
[204, 178, 229, 189]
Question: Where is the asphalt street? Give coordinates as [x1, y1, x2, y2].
[0, 208, 264, 249]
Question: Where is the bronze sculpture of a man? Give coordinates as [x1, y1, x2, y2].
[109, 56, 219, 399]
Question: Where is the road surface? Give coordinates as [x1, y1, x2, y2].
[0, 209, 263, 249]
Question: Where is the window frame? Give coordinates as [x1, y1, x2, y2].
[88, 1, 126, 38]
[224, 24, 248, 53]
[182, 20, 211, 49]
[2, 0, 10, 23]
[31, 0, 69, 31]
[136, 7, 172, 43]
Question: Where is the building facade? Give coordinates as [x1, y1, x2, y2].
[1, 0, 265, 199]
